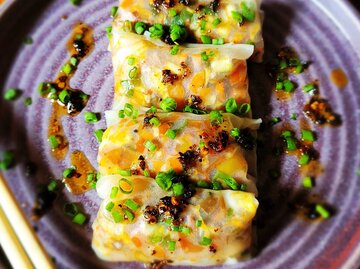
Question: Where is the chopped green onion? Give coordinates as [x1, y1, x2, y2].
[119, 177, 134, 194]
[301, 130, 316, 142]
[118, 110, 125, 118]
[238, 103, 251, 115]
[112, 211, 123, 223]
[70, 57, 78, 66]
[105, 201, 115, 212]
[169, 8, 177, 17]
[180, 9, 192, 21]
[63, 203, 78, 217]
[23, 97, 32, 106]
[231, 11, 243, 23]
[94, 129, 104, 143]
[170, 45, 180, 55]
[150, 117, 161, 127]
[168, 240, 176, 251]
[165, 129, 177, 140]
[303, 83, 316, 93]
[124, 103, 134, 117]
[281, 130, 293, 138]
[125, 199, 140, 211]
[4, 88, 21, 101]
[110, 186, 119, 199]
[279, 60, 288, 70]
[197, 180, 212, 188]
[172, 183, 184, 196]
[128, 67, 138, 79]
[270, 117, 281, 125]
[63, 167, 75, 178]
[230, 128, 240, 138]
[200, 19, 207, 31]
[170, 24, 186, 42]
[212, 18, 221, 26]
[195, 220, 202, 227]
[276, 82, 284, 90]
[172, 225, 180, 232]
[240, 183, 247, 191]
[62, 64, 73, 75]
[183, 105, 207, 114]
[209, 111, 223, 126]
[290, 113, 297, 121]
[37, 82, 49, 96]
[48, 135, 59, 149]
[135, 22, 146, 35]
[149, 23, 164, 39]
[302, 177, 314, 188]
[315, 204, 330, 219]
[144, 169, 150, 177]
[59, 89, 70, 104]
[298, 154, 310, 166]
[155, 170, 174, 190]
[180, 226, 191, 234]
[69, 0, 82, 6]
[47, 180, 58, 192]
[23, 37, 33, 44]
[201, 51, 209, 62]
[144, 140, 157, 152]
[87, 172, 94, 182]
[147, 106, 157, 113]
[119, 169, 132, 176]
[110, 6, 118, 17]
[200, 35, 212, 44]
[295, 64, 304, 74]
[212, 180, 222, 190]
[160, 97, 177, 112]
[225, 98, 238, 113]
[127, 57, 135, 66]
[123, 208, 135, 221]
[105, 26, 112, 34]
[212, 38, 224, 45]
[214, 171, 239, 190]
[84, 112, 100, 123]
[241, 2, 255, 22]
[75, 34, 83, 40]
[199, 236, 212, 246]
[283, 80, 295, 92]
[284, 136, 297, 151]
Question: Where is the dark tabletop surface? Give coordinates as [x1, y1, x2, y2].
[0, 1, 358, 269]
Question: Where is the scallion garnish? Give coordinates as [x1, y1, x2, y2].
[200, 51, 209, 62]
[147, 106, 157, 113]
[105, 201, 115, 212]
[212, 180, 223, 190]
[298, 154, 310, 166]
[301, 130, 316, 142]
[110, 6, 118, 17]
[48, 135, 59, 149]
[212, 38, 224, 45]
[238, 103, 251, 115]
[209, 111, 223, 126]
[118, 109, 125, 118]
[283, 80, 295, 92]
[172, 182, 184, 196]
[199, 236, 212, 246]
[231, 11, 243, 23]
[123, 208, 135, 221]
[110, 186, 119, 199]
[128, 67, 138, 79]
[303, 83, 316, 93]
[169, 8, 177, 17]
[170, 45, 180, 55]
[124, 103, 134, 117]
[23, 37, 33, 45]
[165, 129, 177, 140]
[241, 2, 255, 22]
[200, 35, 212, 44]
[155, 170, 174, 190]
[59, 89, 70, 104]
[170, 24, 186, 42]
[196, 180, 212, 188]
[0, 151, 15, 171]
[200, 19, 206, 31]
[125, 199, 140, 211]
[212, 18, 221, 26]
[69, 0, 82, 6]
[315, 204, 330, 219]
[94, 129, 104, 143]
[150, 117, 161, 127]
[135, 22, 146, 35]
[149, 23, 164, 39]
[214, 170, 240, 190]
[168, 240, 176, 251]
[160, 97, 177, 112]
[119, 177, 134, 194]
[144, 169, 150, 177]
[47, 180, 58, 192]
[63, 203, 78, 217]
[285, 136, 297, 151]
[302, 177, 314, 188]
[195, 220, 202, 227]
[180, 226, 191, 234]
[63, 167, 75, 178]
[4, 88, 21, 101]
[225, 98, 238, 113]
[112, 211, 123, 223]
[70, 57, 78, 66]
[290, 113, 297, 120]
[119, 169, 131, 176]
[84, 112, 100, 123]
[73, 213, 87, 225]
[144, 140, 157, 152]
[127, 57, 135, 66]
[23, 97, 32, 106]
[270, 117, 281, 125]
[62, 64, 73, 75]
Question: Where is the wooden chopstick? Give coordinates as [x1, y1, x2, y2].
[0, 173, 55, 269]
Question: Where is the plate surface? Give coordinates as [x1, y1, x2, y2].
[0, 0, 359, 268]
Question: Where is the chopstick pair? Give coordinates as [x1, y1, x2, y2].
[0, 173, 55, 269]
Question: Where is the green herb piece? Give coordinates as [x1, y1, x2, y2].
[4, 88, 21, 101]
[123, 208, 135, 221]
[196, 180, 212, 188]
[290, 113, 297, 120]
[160, 97, 177, 112]
[214, 170, 239, 190]
[170, 24, 186, 42]
[128, 67, 138, 79]
[225, 98, 238, 113]
[110, 186, 119, 199]
[180, 9, 192, 21]
[279, 59, 288, 70]
[118, 110, 125, 118]
[37, 83, 49, 96]
[200, 35, 212, 44]
[284, 136, 297, 151]
[212, 38, 224, 45]
[240, 183, 247, 191]
[63, 203, 78, 217]
[105, 201, 115, 212]
[276, 82, 284, 90]
[209, 111, 223, 126]
[303, 83, 316, 93]
[149, 23, 164, 39]
[63, 167, 75, 178]
[241, 2, 255, 22]
[59, 89, 70, 104]
[144, 169, 150, 177]
[195, 220, 202, 227]
[119, 169, 131, 176]
[75, 34, 83, 40]
[183, 105, 207, 114]
[69, 0, 82, 6]
[295, 64, 304, 74]
[144, 140, 157, 152]
[62, 64, 73, 75]
[172, 225, 180, 232]
[23, 37, 33, 45]
[238, 103, 251, 115]
[230, 128, 240, 138]
[302, 176, 314, 188]
[84, 112, 100, 123]
[105, 26, 112, 38]
[201, 51, 209, 62]
[301, 130, 316, 142]
[124, 103, 138, 118]
[23, 97, 32, 106]
[150, 117, 161, 127]
[110, 6, 118, 17]
[48, 135, 59, 149]
[231, 11, 243, 23]
[87, 172, 94, 182]
[315, 204, 331, 219]
[70, 57, 78, 66]
[170, 45, 180, 55]
[180, 226, 191, 234]
[47, 180, 58, 192]
[147, 106, 157, 113]
[270, 117, 281, 125]
[155, 170, 175, 190]
[169, 8, 177, 17]
[119, 177, 134, 194]
[298, 154, 310, 166]
[281, 130, 293, 138]
[125, 199, 140, 211]
[212, 18, 221, 26]
[212, 180, 223, 190]
[283, 80, 295, 92]
[165, 129, 177, 140]
[94, 129, 104, 143]
[135, 21, 146, 35]
[112, 211, 123, 223]
[168, 240, 176, 251]
[172, 182, 184, 196]
[199, 236, 212, 246]
[127, 57, 135, 66]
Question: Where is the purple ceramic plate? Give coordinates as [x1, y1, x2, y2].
[0, 0, 359, 268]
